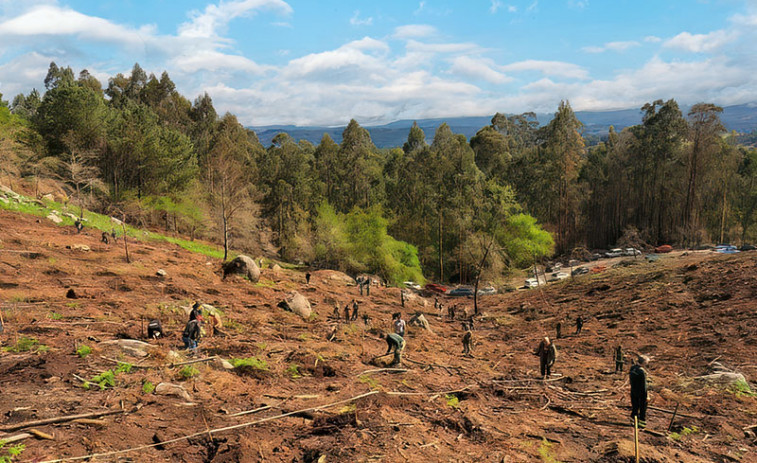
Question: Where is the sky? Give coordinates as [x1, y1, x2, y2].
[1, 0, 756, 126]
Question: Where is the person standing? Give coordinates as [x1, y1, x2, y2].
[630, 355, 649, 428]
[182, 317, 202, 351]
[556, 321, 562, 339]
[305, 272, 311, 285]
[575, 316, 584, 335]
[392, 312, 406, 338]
[535, 337, 557, 379]
[614, 345, 624, 373]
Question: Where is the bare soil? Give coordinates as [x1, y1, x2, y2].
[1, 209, 756, 462]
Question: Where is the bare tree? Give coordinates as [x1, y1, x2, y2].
[208, 153, 254, 261]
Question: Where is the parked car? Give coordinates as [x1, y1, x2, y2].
[545, 263, 563, 273]
[547, 272, 570, 282]
[403, 281, 421, 291]
[623, 248, 642, 256]
[589, 253, 602, 261]
[572, 267, 590, 276]
[740, 244, 756, 251]
[605, 248, 623, 258]
[714, 244, 740, 254]
[477, 286, 497, 296]
[524, 278, 540, 289]
[655, 245, 673, 253]
[424, 283, 447, 294]
[448, 286, 474, 297]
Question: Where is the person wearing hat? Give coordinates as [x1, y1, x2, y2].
[630, 355, 650, 428]
[535, 336, 558, 379]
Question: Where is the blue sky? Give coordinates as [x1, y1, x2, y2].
[1, 0, 756, 126]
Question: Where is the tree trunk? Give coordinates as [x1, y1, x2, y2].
[438, 209, 444, 282]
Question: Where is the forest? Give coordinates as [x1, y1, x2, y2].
[1, 62, 756, 284]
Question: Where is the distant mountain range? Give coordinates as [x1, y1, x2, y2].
[250, 103, 757, 149]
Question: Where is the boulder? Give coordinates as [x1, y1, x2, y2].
[156, 269, 167, 278]
[100, 339, 150, 358]
[72, 244, 90, 252]
[408, 313, 432, 332]
[110, 216, 123, 225]
[695, 362, 748, 388]
[46, 213, 63, 224]
[212, 358, 235, 371]
[271, 264, 282, 273]
[41, 193, 54, 201]
[316, 270, 355, 286]
[222, 255, 260, 283]
[278, 291, 312, 319]
[155, 382, 192, 401]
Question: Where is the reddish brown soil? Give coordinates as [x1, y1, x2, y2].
[1, 208, 756, 462]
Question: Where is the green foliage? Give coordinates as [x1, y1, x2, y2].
[3, 336, 47, 353]
[76, 345, 92, 358]
[0, 439, 25, 463]
[444, 394, 460, 409]
[313, 202, 424, 285]
[537, 439, 563, 463]
[178, 366, 199, 379]
[142, 381, 155, 394]
[728, 379, 755, 397]
[500, 214, 555, 267]
[230, 357, 269, 371]
[357, 375, 380, 390]
[91, 370, 116, 390]
[115, 362, 133, 374]
[286, 363, 302, 378]
[49, 312, 63, 320]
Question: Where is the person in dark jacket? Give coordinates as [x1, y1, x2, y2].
[305, 272, 311, 285]
[575, 316, 584, 335]
[614, 345, 624, 373]
[535, 337, 558, 379]
[630, 355, 649, 428]
[182, 318, 202, 350]
[385, 333, 405, 367]
[189, 302, 202, 321]
[147, 319, 164, 339]
[556, 321, 562, 339]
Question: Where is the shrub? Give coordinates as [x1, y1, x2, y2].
[0, 439, 25, 463]
[115, 362, 133, 374]
[76, 345, 92, 358]
[91, 370, 116, 390]
[230, 357, 269, 371]
[178, 365, 199, 379]
[142, 381, 155, 394]
[3, 336, 47, 353]
[286, 364, 302, 379]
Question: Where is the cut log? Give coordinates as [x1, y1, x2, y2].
[0, 409, 125, 432]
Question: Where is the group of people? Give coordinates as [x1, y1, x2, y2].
[143, 302, 224, 353]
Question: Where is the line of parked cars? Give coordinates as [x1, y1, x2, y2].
[407, 282, 497, 297]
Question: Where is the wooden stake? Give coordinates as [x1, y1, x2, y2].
[667, 403, 680, 432]
[634, 416, 640, 463]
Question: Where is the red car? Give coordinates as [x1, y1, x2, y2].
[655, 245, 673, 253]
[424, 283, 448, 294]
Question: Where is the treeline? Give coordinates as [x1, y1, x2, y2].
[1, 63, 755, 284]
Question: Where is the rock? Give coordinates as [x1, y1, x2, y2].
[63, 213, 79, 221]
[166, 350, 182, 363]
[46, 213, 63, 224]
[100, 339, 150, 358]
[408, 313, 432, 332]
[155, 383, 192, 401]
[212, 358, 235, 371]
[156, 269, 167, 278]
[316, 270, 355, 286]
[271, 264, 282, 273]
[41, 194, 54, 201]
[278, 291, 312, 319]
[696, 362, 748, 388]
[65, 288, 78, 299]
[110, 216, 123, 225]
[72, 244, 90, 252]
[222, 255, 260, 283]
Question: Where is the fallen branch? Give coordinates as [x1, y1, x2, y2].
[356, 368, 408, 376]
[526, 433, 560, 444]
[28, 429, 54, 440]
[168, 356, 220, 368]
[228, 405, 274, 418]
[0, 408, 127, 432]
[0, 433, 32, 444]
[38, 391, 380, 463]
[648, 405, 698, 420]
[385, 385, 475, 397]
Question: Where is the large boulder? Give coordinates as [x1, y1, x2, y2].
[99, 339, 150, 358]
[155, 382, 192, 401]
[222, 255, 261, 283]
[278, 291, 312, 319]
[695, 362, 749, 389]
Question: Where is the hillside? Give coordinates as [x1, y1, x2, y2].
[251, 103, 757, 148]
[1, 207, 756, 462]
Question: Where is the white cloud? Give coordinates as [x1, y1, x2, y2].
[500, 60, 589, 79]
[644, 35, 661, 43]
[448, 55, 512, 84]
[350, 10, 373, 26]
[171, 50, 271, 74]
[393, 24, 437, 39]
[582, 40, 640, 53]
[406, 40, 482, 55]
[568, 0, 589, 9]
[178, 0, 292, 38]
[663, 30, 735, 53]
[490, 1, 503, 14]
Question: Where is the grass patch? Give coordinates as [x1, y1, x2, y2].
[65, 302, 79, 309]
[254, 279, 277, 289]
[3, 336, 48, 353]
[230, 357, 269, 371]
[728, 379, 755, 397]
[115, 362, 133, 374]
[142, 381, 155, 394]
[178, 365, 199, 379]
[76, 345, 92, 358]
[537, 439, 563, 463]
[670, 426, 699, 441]
[49, 312, 63, 320]
[357, 375, 380, 390]
[444, 394, 460, 409]
[286, 363, 302, 379]
[0, 190, 225, 259]
[90, 370, 116, 390]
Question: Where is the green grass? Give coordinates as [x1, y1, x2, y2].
[115, 362, 133, 374]
[90, 370, 116, 390]
[3, 336, 48, 353]
[49, 312, 63, 320]
[670, 426, 699, 441]
[286, 363, 302, 379]
[357, 375, 380, 390]
[230, 357, 269, 371]
[0, 438, 25, 463]
[444, 394, 460, 409]
[0, 191, 226, 259]
[728, 379, 755, 397]
[141, 381, 155, 394]
[76, 345, 92, 358]
[178, 365, 199, 379]
[537, 439, 562, 463]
